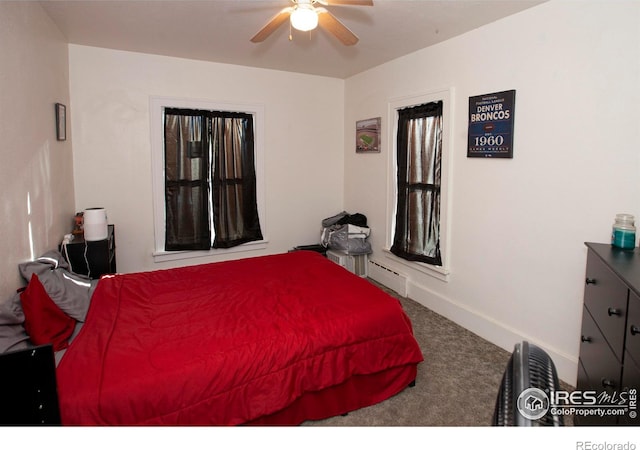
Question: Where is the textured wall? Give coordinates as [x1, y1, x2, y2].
[0, 2, 75, 300]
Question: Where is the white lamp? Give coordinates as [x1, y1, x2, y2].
[290, 5, 318, 32]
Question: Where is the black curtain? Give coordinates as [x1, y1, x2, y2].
[211, 112, 263, 248]
[164, 109, 211, 251]
[164, 108, 262, 251]
[391, 101, 443, 266]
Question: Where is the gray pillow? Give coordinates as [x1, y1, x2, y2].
[0, 292, 31, 353]
[19, 251, 93, 322]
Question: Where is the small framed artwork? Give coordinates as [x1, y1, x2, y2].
[356, 117, 381, 153]
[55, 103, 66, 141]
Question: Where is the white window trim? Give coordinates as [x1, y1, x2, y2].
[385, 88, 454, 282]
[149, 96, 267, 263]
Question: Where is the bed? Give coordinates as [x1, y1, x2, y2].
[2, 250, 423, 425]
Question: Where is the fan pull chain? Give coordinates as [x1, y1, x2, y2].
[289, 22, 293, 41]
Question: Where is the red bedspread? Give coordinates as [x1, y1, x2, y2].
[56, 251, 423, 425]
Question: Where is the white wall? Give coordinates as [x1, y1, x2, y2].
[344, 0, 640, 385]
[0, 2, 75, 301]
[69, 46, 345, 273]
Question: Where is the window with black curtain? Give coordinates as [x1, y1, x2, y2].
[391, 101, 443, 266]
[164, 108, 263, 251]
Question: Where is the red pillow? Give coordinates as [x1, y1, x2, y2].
[20, 273, 76, 351]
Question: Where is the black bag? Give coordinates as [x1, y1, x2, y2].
[336, 213, 367, 227]
[322, 212, 367, 228]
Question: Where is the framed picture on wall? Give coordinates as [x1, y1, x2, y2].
[467, 90, 515, 158]
[55, 103, 66, 141]
[356, 117, 381, 153]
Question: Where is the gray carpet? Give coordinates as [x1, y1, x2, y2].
[304, 281, 574, 426]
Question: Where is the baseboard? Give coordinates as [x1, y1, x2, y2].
[406, 280, 578, 387]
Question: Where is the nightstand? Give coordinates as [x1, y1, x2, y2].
[61, 224, 116, 279]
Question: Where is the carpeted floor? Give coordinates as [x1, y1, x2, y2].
[304, 281, 574, 426]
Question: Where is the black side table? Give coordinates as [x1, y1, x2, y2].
[61, 224, 116, 279]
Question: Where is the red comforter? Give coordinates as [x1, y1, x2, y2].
[56, 251, 423, 425]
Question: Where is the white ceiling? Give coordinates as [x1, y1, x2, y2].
[39, 0, 545, 79]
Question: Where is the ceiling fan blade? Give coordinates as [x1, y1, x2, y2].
[323, 0, 373, 5]
[317, 10, 359, 46]
[250, 8, 292, 43]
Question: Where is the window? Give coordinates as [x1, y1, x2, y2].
[151, 98, 266, 263]
[391, 101, 443, 265]
[386, 89, 452, 280]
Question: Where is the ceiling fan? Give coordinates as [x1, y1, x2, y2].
[250, 0, 373, 46]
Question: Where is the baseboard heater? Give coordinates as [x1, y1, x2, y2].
[368, 259, 408, 297]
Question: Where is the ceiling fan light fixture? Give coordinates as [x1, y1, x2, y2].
[290, 6, 318, 32]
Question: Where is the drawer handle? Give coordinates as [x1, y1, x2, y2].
[581, 335, 592, 343]
[585, 278, 597, 285]
[607, 307, 622, 317]
[631, 325, 640, 336]
[602, 378, 617, 389]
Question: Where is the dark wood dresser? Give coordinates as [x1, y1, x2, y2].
[577, 242, 640, 425]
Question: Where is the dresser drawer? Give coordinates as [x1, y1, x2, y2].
[627, 291, 640, 368]
[579, 306, 622, 392]
[584, 252, 628, 360]
[576, 352, 621, 426]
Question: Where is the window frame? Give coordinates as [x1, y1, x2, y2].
[150, 96, 267, 263]
[385, 88, 454, 281]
